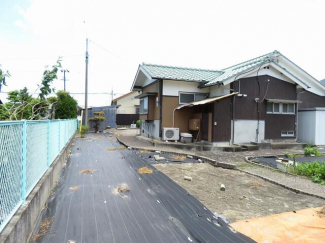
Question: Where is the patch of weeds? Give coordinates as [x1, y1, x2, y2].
[79, 169, 96, 174]
[171, 155, 187, 161]
[117, 146, 125, 150]
[69, 186, 79, 191]
[290, 161, 325, 184]
[138, 150, 150, 154]
[138, 167, 153, 174]
[32, 217, 55, 241]
[107, 148, 116, 151]
[304, 145, 322, 157]
[251, 181, 264, 187]
[237, 162, 255, 169]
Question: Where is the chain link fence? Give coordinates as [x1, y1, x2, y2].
[0, 119, 77, 232]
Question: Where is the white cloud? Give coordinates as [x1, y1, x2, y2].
[14, 19, 28, 31]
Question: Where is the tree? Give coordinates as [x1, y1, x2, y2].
[0, 65, 10, 92]
[55, 91, 77, 119]
[0, 87, 52, 120]
[38, 58, 62, 100]
[89, 111, 105, 132]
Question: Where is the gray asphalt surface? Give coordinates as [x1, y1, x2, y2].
[30, 133, 254, 243]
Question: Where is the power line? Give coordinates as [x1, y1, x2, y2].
[0, 54, 83, 61]
[89, 40, 122, 60]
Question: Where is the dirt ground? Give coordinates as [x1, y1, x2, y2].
[154, 163, 325, 223]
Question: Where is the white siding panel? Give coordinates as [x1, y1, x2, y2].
[232, 120, 265, 144]
[315, 110, 325, 145]
[298, 111, 316, 144]
[163, 80, 209, 96]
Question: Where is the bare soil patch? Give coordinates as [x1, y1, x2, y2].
[154, 163, 325, 222]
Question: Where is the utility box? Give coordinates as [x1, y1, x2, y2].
[180, 133, 193, 143]
[189, 119, 200, 131]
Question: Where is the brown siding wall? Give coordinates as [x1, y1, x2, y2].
[232, 75, 297, 120]
[139, 114, 147, 120]
[142, 81, 160, 120]
[232, 75, 297, 139]
[298, 91, 325, 109]
[162, 96, 193, 133]
[213, 97, 232, 142]
[265, 115, 296, 139]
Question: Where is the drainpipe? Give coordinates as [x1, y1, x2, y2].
[296, 90, 305, 142]
[232, 95, 236, 144]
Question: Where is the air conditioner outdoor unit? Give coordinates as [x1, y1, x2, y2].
[162, 127, 179, 141]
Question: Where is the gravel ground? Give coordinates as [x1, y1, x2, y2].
[154, 163, 325, 223]
[112, 129, 325, 199]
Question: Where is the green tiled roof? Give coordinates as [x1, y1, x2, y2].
[321, 79, 325, 86]
[141, 63, 222, 82]
[205, 51, 280, 86]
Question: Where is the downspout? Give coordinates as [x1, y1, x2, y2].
[296, 90, 305, 142]
[232, 95, 236, 144]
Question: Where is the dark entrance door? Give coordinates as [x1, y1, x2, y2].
[201, 105, 210, 141]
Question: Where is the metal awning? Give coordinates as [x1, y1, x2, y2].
[266, 99, 302, 104]
[134, 92, 157, 99]
[175, 92, 239, 110]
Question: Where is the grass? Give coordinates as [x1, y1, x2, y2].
[289, 161, 325, 185]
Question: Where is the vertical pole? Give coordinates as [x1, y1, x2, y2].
[58, 120, 61, 152]
[79, 110, 83, 138]
[85, 38, 89, 126]
[63, 70, 66, 92]
[21, 120, 27, 202]
[47, 120, 50, 167]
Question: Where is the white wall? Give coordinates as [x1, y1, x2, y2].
[231, 120, 265, 144]
[298, 110, 316, 144]
[298, 108, 325, 145]
[315, 109, 325, 145]
[141, 120, 160, 139]
[245, 66, 293, 84]
[163, 80, 209, 96]
[209, 84, 231, 97]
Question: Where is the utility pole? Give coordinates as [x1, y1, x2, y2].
[61, 69, 69, 91]
[85, 38, 89, 126]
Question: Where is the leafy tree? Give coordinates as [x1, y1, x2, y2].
[54, 91, 77, 119]
[38, 58, 62, 100]
[89, 111, 105, 132]
[0, 65, 10, 92]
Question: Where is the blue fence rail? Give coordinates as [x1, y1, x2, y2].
[0, 119, 77, 232]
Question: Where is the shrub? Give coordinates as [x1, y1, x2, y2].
[80, 125, 89, 137]
[291, 161, 325, 184]
[136, 120, 141, 128]
[55, 91, 77, 119]
[304, 145, 321, 157]
[88, 111, 105, 132]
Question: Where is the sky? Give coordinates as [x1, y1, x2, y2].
[1, 0, 325, 107]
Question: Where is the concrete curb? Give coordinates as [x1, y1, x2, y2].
[0, 134, 76, 243]
[237, 168, 325, 200]
[115, 135, 237, 170]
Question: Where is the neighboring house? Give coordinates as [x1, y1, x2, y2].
[111, 91, 140, 114]
[131, 50, 325, 145]
[111, 91, 140, 125]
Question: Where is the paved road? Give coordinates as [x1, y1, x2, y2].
[31, 133, 254, 243]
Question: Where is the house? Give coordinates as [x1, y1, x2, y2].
[111, 91, 140, 125]
[131, 51, 325, 145]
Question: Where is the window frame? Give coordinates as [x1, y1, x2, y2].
[266, 102, 295, 115]
[281, 131, 295, 137]
[179, 92, 207, 104]
[139, 96, 148, 114]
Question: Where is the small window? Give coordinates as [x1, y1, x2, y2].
[266, 102, 295, 115]
[273, 103, 280, 113]
[180, 93, 194, 104]
[179, 92, 207, 104]
[140, 97, 148, 114]
[266, 103, 273, 113]
[281, 131, 295, 137]
[135, 107, 140, 114]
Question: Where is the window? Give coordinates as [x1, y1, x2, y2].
[281, 131, 295, 137]
[140, 97, 148, 114]
[266, 102, 295, 114]
[135, 107, 140, 114]
[179, 92, 207, 104]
